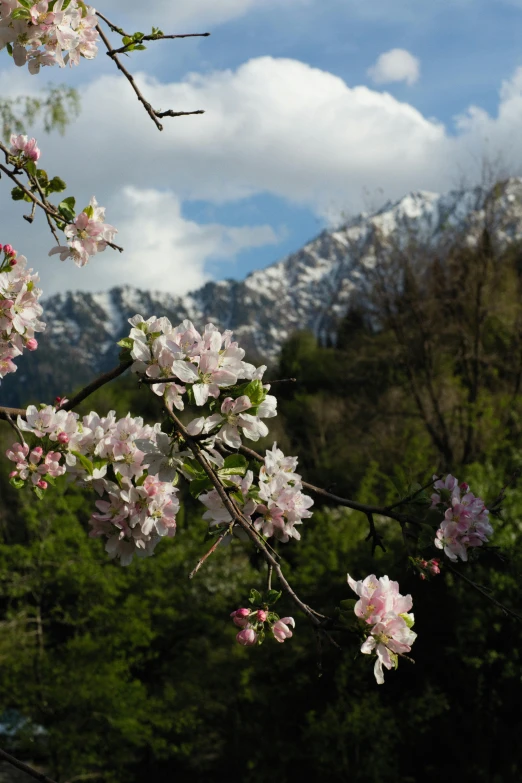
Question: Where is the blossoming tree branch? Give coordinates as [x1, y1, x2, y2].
[0, 13, 517, 783]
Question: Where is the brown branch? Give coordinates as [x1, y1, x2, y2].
[189, 526, 231, 579]
[0, 143, 123, 252]
[447, 562, 522, 623]
[0, 361, 132, 422]
[0, 747, 58, 783]
[107, 31, 210, 57]
[162, 401, 328, 631]
[96, 24, 205, 131]
[236, 443, 408, 522]
[61, 360, 132, 412]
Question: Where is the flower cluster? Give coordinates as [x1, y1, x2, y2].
[49, 197, 117, 268]
[199, 444, 314, 543]
[7, 442, 64, 489]
[413, 557, 441, 580]
[431, 474, 492, 562]
[0, 245, 45, 381]
[231, 606, 295, 646]
[347, 573, 417, 684]
[10, 133, 40, 162]
[8, 404, 181, 565]
[127, 315, 268, 408]
[0, 0, 99, 74]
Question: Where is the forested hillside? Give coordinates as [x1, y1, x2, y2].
[1, 222, 522, 782]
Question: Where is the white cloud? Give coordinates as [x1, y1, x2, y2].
[5, 57, 522, 295]
[13, 188, 279, 296]
[101, 0, 309, 29]
[367, 49, 420, 86]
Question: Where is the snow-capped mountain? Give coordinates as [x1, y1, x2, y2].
[3, 178, 522, 407]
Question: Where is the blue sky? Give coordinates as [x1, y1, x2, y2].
[3, 0, 522, 296]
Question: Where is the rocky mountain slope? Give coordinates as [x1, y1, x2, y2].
[3, 178, 522, 407]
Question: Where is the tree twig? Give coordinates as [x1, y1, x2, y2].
[447, 562, 522, 623]
[107, 31, 210, 57]
[189, 527, 231, 579]
[0, 747, 58, 783]
[0, 361, 132, 422]
[96, 24, 205, 131]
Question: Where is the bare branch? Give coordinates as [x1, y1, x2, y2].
[189, 526, 231, 579]
[96, 24, 205, 131]
[107, 31, 210, 57]
[0, 360, 132, 422]
[161, 401, 331, 633]
[0, 747, 58, 783]
[447, 562, 522, 623]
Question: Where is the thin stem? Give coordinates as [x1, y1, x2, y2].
[0, 747, 58, 783]
[96, 24, 205, 131]
[108, 31, 210, 56]
[162, 401, 327, 630]
[0, 361, 132, 422]
[236, 443, 408, 523]
[189, 527, 231, 579]
[447, 563, 522, 623]
[5, 412, 26, 446]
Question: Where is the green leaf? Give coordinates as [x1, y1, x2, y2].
[339, 598, 357, 612]
[9, 477, 25, 490]
[264, 590, 282, 605]
[189, 477, 213, 499]
[25, 160, 37, 177]
[218, 454, 248, 477]
[249, 589, 263, 606]
[58, 196, 76, 223]
[182, 458, 205, 479]
[117, 337, 134, 349]
[122, 36, 132, 45]
[70, 450, 93, 476]
[11, 187, 25, 201]
[34, 486, 45, 500]
[11, 7, 31, 18]
[47, 176, 67, 194]
[83, 204, 94, 219]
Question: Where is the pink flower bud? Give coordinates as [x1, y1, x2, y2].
[0, 244, 3, 251]
[256, 610, 268, 623]
[26, 338, 38, 351]
[31, 447, 43, 458]
[230, 608, 250, 628]
[236, 628, 257, 646]
[57, 432, 69, 444]
[37, 480, 48, 490]
[420, 573, 426, 581]
[272, 617, 295, 643]
[9, 471, 18, 479]
[460, 482, 469, 491]
[10, 257, 17, 266]
[3, 244, 13, 255]
[419, 560, 428, 568]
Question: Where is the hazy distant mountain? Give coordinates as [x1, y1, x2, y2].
[3, 178, 522, 407]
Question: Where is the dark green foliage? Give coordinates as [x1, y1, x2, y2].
[2, 232, 522, 781]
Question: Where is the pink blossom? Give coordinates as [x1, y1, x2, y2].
[236, 627, 258, 646]
[230, 608, 251, 628]
[10, 134, 41, 162]
[271, 617, 295, 643]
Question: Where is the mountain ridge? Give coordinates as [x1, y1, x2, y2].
[3, 178, 522, 407]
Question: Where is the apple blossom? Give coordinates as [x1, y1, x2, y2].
[271, 617, 295, 643]
[347, 573, 416, 684]
[432, 474, 493, 562]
